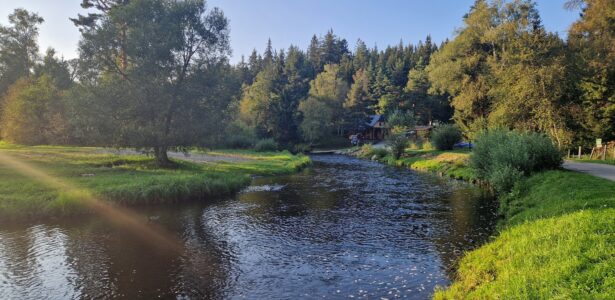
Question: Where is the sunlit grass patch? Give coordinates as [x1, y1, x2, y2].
[0, 145, 310, 220]
[434, 209, 615, 299]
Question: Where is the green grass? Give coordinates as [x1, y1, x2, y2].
[434, 209, 615, 299]
[501, 170, 615, 226]
[571, 158, 615, 166]
[434, 169, 615, 299]
[0, 144, 310, 220]
[357, 147, 476, 181]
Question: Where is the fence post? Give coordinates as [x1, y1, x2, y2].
[578, 146, 582, 159]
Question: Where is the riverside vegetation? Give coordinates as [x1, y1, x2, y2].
[354, 129, 614, 299]
[0, 142, 310, 220]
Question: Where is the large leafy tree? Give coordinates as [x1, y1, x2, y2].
[567, 0, 615, 142]
[76, 0, 230, 165]
[1, 76, 70, 145]
[298, 64, 349, 140]
[427, 0, 573, 144]
[0, 9, 43, 96]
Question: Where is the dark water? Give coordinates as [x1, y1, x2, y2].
[0, 155, 496, 299]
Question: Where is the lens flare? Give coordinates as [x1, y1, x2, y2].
[0, 151, 182, 254]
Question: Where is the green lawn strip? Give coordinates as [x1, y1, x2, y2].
[434, 169, 615, 299]
[501, 170, 615, 226]
[570, 158, 615, 166]
[0, 146, 310, 220]
[434, 209, 615, 299]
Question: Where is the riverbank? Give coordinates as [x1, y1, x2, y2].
[350, 146, 477, 181]
[348, 145, 614, 298]
[0, 143, 310, 220]
[435, 169, 615, 299]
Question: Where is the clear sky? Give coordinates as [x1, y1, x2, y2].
[0, 0, 579, 63]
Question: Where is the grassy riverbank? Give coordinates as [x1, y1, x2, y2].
[434, 169, 615, 298]
[0, 143, 310, 220]
[355, 147, 476, 181]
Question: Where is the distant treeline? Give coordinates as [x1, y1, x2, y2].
[0, 0, 612, 162]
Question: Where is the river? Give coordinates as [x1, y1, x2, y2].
[0, 155, 496, 299]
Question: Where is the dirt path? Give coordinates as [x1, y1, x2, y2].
[562, 161, 615, 182]
[102, 149, 254, 163]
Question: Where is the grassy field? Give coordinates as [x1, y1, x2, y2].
[434, 169, 615, 299]
[0, 143, 310, 220]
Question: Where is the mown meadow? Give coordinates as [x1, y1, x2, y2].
[0, 142, 310, 220]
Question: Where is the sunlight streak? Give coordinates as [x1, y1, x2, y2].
[0, 152, 183, 254]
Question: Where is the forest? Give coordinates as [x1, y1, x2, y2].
[0, 0, 613, 164]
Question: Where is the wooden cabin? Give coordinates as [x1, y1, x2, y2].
[364, 115, 387, 140]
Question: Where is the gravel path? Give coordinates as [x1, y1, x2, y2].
[562, 161, 615, 182]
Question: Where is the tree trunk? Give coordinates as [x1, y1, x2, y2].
[153, 146, 172, 167]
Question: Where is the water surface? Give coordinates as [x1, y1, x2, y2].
[0, 155, 496, 299]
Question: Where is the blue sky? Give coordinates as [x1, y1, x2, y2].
[0, 0, 579, 63]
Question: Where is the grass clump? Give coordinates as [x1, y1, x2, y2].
[434, 209, 615, 299]
[471, 129, 562, 193]
[430, 124, 462, 150]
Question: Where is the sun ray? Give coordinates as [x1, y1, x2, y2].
[0, 151, 183, 254]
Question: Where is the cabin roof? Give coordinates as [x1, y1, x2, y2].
[367, 115, 385, 128]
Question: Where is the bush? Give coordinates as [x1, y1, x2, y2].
[293, 143, 312, 153]
[387, 133, 408, 159]
[430, 124, 462, 150]
[471, 130, 562, 193]
[225, 134, 255, 149]
[223, 122, 256, 149]
[358, 144, 388, 159]
[254, 138, 278, 152]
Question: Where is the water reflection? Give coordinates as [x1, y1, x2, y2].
[0, 155, 496, 299]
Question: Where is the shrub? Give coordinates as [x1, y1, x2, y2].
[471, 129, 562, 193]
[254, 138, 278, 152]
[421, 140, 434, 151]
[293, 143, 312, 153]
[430, 124, 462, 150]
[225, 134, 255, 149]
[223, 122, 256, 149]
[387, 133, 408, 159]
[358, 144, 388, 159]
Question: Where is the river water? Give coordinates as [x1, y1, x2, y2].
[0, 155, 496, 299]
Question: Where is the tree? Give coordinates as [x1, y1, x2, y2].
[34, 48, 72, 89]
[298, 96, 333, 144]
[307, 64, 349, 133]
[1, 76, 70, 145]
[426, 0, 498, 136]
[76, 0, 230, 165]
[0, 9, 43, 95]
[344, 68, 372, 130]
[239, 67, 279, 138]
[427, 0, 572, 144]
[405, 61, 451, 124]
[567, 0, 615, 142]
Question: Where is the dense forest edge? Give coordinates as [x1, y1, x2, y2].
[0, 0, 613, 298]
